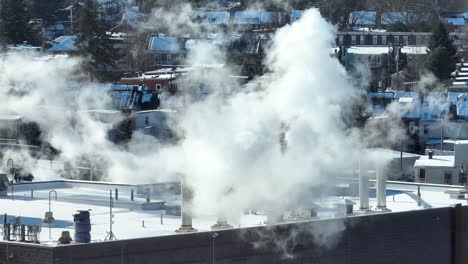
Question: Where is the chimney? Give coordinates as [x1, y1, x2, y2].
[211, 213, 233, 230]
[428, 150, 433, 159]
[176, 177, 197, 233]
[359, 161, 369, 211]
[376, 167, 388, 210]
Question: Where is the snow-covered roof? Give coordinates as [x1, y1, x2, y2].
[233, 11, 282, 25]
[381, 12, 410, 25]
[346, 46, 389, 55]
[205, 11, 230, 25]
[148, 37, 184, 54]
[421, 93, 449, 121]
[401, 46, 428, 55]
[0, 114, 22, 121]
[448, 92, 467, 102]
[368, 92, 394, 99]
[291, 10, 304, 22]
[414, 156, 455, 168]
[447, 17, 466, 26]
[349, 11, 377, 26]
[48, 35, 78, 52]
[457, 101, 468, 118]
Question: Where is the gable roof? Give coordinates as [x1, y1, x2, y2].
[48, 35, 78, 52]
[148, 37, 185, 54]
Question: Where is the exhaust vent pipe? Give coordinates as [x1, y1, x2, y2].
[211, 213, 233, 230]
[359, 161, 369, 211]
[376, 167, 387, 210]
[176, 177, 197, 233]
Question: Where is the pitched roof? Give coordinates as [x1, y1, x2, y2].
[148, 37, 184, 54]
[233, 11, 283, 25]
[205, 11, 230, 25]
[291, 10, 304, 22]
[48, 35, 78, 52]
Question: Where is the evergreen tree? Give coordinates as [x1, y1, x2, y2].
[31, 0, 63, 26]
[76, 0, 120, 76]
[0, 0, 33, 44]
[424, 21, 458, 81]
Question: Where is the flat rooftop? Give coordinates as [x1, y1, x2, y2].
[1, 179, 467, 246]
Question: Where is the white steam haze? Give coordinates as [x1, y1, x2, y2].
[0, 8, 403, 248]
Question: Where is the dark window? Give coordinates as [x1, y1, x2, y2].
[444, 171, 452, 185]
[145, 117, 149, 125]
[423, 125, 428, 135]
[419, 169, 426, 182]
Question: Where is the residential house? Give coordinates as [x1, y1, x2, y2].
[133, 109, 176, 142]
[414, 141, 468, 185]
[451, 62, 468, 91]
[147, 36, 187, 67]
[344, 46, 390, 89]
[48, 36, 78, 54]
[233, 11, 287, 30]
[291, 10, 304, 23]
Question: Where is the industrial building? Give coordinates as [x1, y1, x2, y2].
[1, 175, 468, 263]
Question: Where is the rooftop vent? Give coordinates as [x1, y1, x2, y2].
[176, 177, 197, 233]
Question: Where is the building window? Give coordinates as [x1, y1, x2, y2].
[155, 55, 161, 64]
[351, 36, 356, 45]
[460, 169, 467, 185]
[338, 35, 344, 45]
[423, 124, 428, 134]
[156, 84, 161, 90]
[360, 35, 365, 44]
[419, 169, 426, 183]
[416, 36, 422, 45]
[373, 36, 378, 45]
[403, 36, 409, 45]
[394, 36, 400, 44]
[444, 171, 452, 185]
[382, 35, 387, 45]
[145, 117, 149, 125]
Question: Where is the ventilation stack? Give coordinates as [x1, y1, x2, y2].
[376, 167, 388, 210]
[176, 178, 197, 233]
[211, 212, 233, 230]
[359, 161, 369, 211]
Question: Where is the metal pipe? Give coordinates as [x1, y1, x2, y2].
[359, 159, 369, 210]
[376, 167, 387, 209]
[146, 189, 150, 203]
[7, 159, 14, 200]
[49, 190, 57, 212]
[176, 177, 197, 232]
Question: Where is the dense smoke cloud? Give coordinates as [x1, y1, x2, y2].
[0, 6, 407, 252]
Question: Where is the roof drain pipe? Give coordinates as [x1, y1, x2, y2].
[359, 158, 369, 212]
[176, 176, 197, 233]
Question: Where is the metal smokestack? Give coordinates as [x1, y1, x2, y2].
[359, 159, 369, 211]
[376, 167, 387, 209]
[176, 177, 197, 233]
[211, 213, 233, 230]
